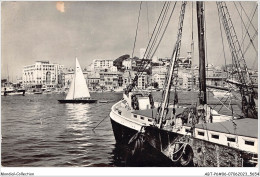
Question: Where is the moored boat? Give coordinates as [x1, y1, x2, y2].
[109, 1, 258, 167]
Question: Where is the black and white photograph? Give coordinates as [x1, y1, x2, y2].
[1, 1, 259, 176]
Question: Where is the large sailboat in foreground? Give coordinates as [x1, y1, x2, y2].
[58, 58, 97, 103]
[110, 1, 258, 167]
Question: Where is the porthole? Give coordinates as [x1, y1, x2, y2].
[211, 134, 219, 139]
[198, 131, 205, 136]
[245, 140, 254, 146]
[227, 137, 236, 142]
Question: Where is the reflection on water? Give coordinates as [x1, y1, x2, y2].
[1, 91, 243, 167]
[1, 93, 122, 167]
[65, 103, 92, 131]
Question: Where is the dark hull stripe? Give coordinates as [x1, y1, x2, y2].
[58, 99, 97, 103]
[110, 118, 138, 144]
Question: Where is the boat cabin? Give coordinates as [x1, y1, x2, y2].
[123, 91, 153, 110]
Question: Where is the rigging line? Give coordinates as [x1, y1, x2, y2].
[239, 5, 257, 48]
[158, 2, 187, 126]
[241, 6, 244, 52]
[208, 89, 242, 117]
[242, 31, 258, 55]
[146, 2, 150, 40]
[142, 2, 167, 60]
[217, 2, 251, 93]
[137, 2, 171, 77]
[233, 2, 258, 54]
[137, 1, 174, 81]
[150, 2, 177, 61]
[251, 55, 258, 70]
[191, 1, 194, 42]
[203, 2, 208, 67]
[132, 1, 143, 58]
[191, 1, 195, 93]
[216, 93, 231, 113]
[203, 2, 210, 102]
[217, 3, 227, 77]
[135, 1, 167, 76]
[146, 2, 170, 59]
[238, 2, 258, 34]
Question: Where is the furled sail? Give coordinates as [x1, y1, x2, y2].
[66, 58, 90, 99]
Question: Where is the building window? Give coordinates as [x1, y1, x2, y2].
[133, 115, 137, 118]
[46, 71, 51, 84]
[140, 117, 144, 120]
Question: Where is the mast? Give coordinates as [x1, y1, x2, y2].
[196, 2, 207, 104]
[158, 2, 187, 128]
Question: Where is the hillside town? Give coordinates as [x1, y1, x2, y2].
[2, 48, 258, 93]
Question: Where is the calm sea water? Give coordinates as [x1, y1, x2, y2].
[1, 91, 242, 167]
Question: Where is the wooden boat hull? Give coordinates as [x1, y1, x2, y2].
[58, 99, 97, 103]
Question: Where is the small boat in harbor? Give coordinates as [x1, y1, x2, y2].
[58, 58, 97, 104]
[1, 83, 25, 96]
[1, 86, 25, 96]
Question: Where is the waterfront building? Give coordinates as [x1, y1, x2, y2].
[137, 73, 149, 89]
[99, 72, 120, 90]
[251, 71, 258, 85]
[151, 66, 168, 89]
[177, 53, 192, 68]
[92, 59, 114, 71]
[87, 72, 100, 90]
[205, 64, 227, 87]
[122, 70, 137, 88]
[158, 57, 171, 66]
[64, 69, 89, 88]
[152, 56, 158, 63]
[22, 61, 64, 89]
[140, 48, 146, 59]
[178, 69, 194, 89]
[122, 58, 136, 70]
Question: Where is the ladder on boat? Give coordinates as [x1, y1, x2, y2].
[216, 2, 255, 92]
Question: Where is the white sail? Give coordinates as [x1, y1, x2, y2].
[66, 58, 91, 100]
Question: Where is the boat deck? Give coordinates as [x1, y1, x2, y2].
[132, 107, 186, 120]
[194, 118, 258, 138]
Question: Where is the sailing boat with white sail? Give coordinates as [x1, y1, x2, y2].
[58, 58, 97, 103]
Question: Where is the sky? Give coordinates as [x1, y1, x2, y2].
[1, 1, 258, 81]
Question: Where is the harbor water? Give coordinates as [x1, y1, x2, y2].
[1, 91, 242, 167]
